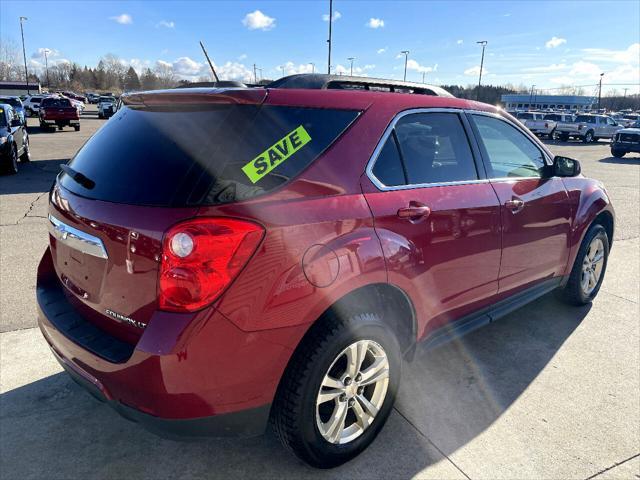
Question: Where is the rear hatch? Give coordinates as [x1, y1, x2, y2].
[48, 88, 360, 344]
[41, 98, 78, 119]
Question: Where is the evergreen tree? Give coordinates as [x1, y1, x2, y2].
[141, 68, 159, 90]
[123, 66, 141, 91]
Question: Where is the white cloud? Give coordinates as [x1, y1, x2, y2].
[366, 18, 385, 29]
[456, 39, 463, 45]
[582, 43, 640, 64]
[217, 62, 254, 82]
[406, 59, 436, 73]
[172, 57, 204, 76]
[280, 61, 315, 76]
[109, 13, 132, 25]
[242, 10, 276, 31]
[522, 63, 568, 73]
[31, 48, 60, 59]
[377, 47, 387, 54]
[503, 13, 511, 17]
[238, 54, 247, 60]
[545, 36, 566, 49]
[464, 65, 488, 76]
[156, 20, 175, 29]
[322, 11, 342, 22]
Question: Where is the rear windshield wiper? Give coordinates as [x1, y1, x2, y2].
[60, 164, 96, 190]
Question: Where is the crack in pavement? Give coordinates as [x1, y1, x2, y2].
[585, 452, 640, 479]
[18, 192, 49, 224]
[393, 406, 472, 480]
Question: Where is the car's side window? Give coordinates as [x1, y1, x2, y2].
[371, 133, 406, 187]
[393, 112, 478, 185]
[472, 114, 547, 179]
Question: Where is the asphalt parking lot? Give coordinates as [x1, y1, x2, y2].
[1, 105, 638, 479]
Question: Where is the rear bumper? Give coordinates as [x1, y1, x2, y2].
[41, 118, 79, 126]
[36, 248, 299, 438]
[52, 344, 270, 438]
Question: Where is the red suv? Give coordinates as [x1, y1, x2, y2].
[37, 75, 614, 468]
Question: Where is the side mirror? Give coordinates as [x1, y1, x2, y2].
[553, 156, 581, 177]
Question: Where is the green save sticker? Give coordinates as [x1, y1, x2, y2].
[242, 125, 311, 184]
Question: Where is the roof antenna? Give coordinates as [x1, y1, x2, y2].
[199, 40, 220, 82]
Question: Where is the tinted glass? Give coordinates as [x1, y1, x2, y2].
[42, 98, 72, 108]
[372, 134, 405, 186]
[0, 98, 21, 108]
[32, 97, 42, 103]
[60, 105, 359, 206]
[576, 115, 595, 123]
[544, 114, 560, 121]
[472, 115, 546, 178]
[394, 113, 477, 184]
[517, 112, 534, 120]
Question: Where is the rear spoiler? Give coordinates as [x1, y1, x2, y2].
[122, 88, 268, 107]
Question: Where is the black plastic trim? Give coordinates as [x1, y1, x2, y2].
[422, 277, 563, 351]
[37, 278, 134, 363]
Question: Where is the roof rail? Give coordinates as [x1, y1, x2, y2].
[267, 74, 454, 98]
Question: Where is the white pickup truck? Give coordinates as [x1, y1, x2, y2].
[555, 114, 623, 143]
[515, 112, 556, 138]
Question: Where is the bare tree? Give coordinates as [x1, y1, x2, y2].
[154, 62, 177, 88]
[101, 54, 127, 89]
[0, 37, 21, 81]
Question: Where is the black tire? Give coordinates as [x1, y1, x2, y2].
[559, 133, 570, 142]
[19, 134, 30, 162]
[271, 312, 401, 468]
[57, 125, 63, 131]
[583, 130, 594, 143]
[74, 125, 80, 132]
[559, 224, 609, 306]
[548, 128, 556, 140]
[3, 144, 19, 175]
[611, 149, 625, 158]
[98, 113, 103, 119]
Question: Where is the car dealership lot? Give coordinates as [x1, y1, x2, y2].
[1, 106, 638, 479]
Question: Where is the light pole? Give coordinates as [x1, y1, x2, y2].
[422, 72, 426, 83]
[253, 63, 257, 84]
[400, 50, 409, 81]
[347, 57, 355, 76]
[281, 65, 286, 78]
[598, 72, 604, 110]
[327, 0, 333, 74]
[309, 62, 315, 74]
[43, 48, 51, 90]
[19, 16, 30, 94]
[257, 68, 263, 81]
[476, 40, 487, 101]
[529, 84, 536, 108]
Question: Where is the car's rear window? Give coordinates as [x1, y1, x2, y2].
[60, 104, 360, 206]
[576, 115, 595, 123]
[0, 98, 21, 108]
[42, 98, 72, 108]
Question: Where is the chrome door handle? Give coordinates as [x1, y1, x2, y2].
[397, 202, 431, 221]
[505, 199, 525, 214]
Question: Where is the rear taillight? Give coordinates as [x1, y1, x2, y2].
[159, 218, 264, 312]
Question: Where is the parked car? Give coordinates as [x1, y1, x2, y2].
[86, 93, 100, 104]
[37, 75, 615, 468]
[23, 95, 50, 117]
[543, 113, 575, 139]
[0, 96, 27, 124]
[39, 97, 80, 131]
[97, 96, 116, 119]
[556, 114, 622, 143]
[0, 104, 30, 174]
[610, 122, 640, 158]
[516, 111, 556, 138]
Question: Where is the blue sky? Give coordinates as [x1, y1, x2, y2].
[2, 0, 639, 94]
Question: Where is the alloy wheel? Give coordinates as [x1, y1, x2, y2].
[316, 340, 389, 445]
[581, 237, 604, 296]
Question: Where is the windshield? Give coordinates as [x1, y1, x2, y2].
[60, 104, 360, 207]
[0, 98, 21, 108]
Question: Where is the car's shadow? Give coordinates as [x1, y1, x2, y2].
[0, 293, 588, 478]
[0, 158, 65, 195]
[599, 155, 640, 165]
